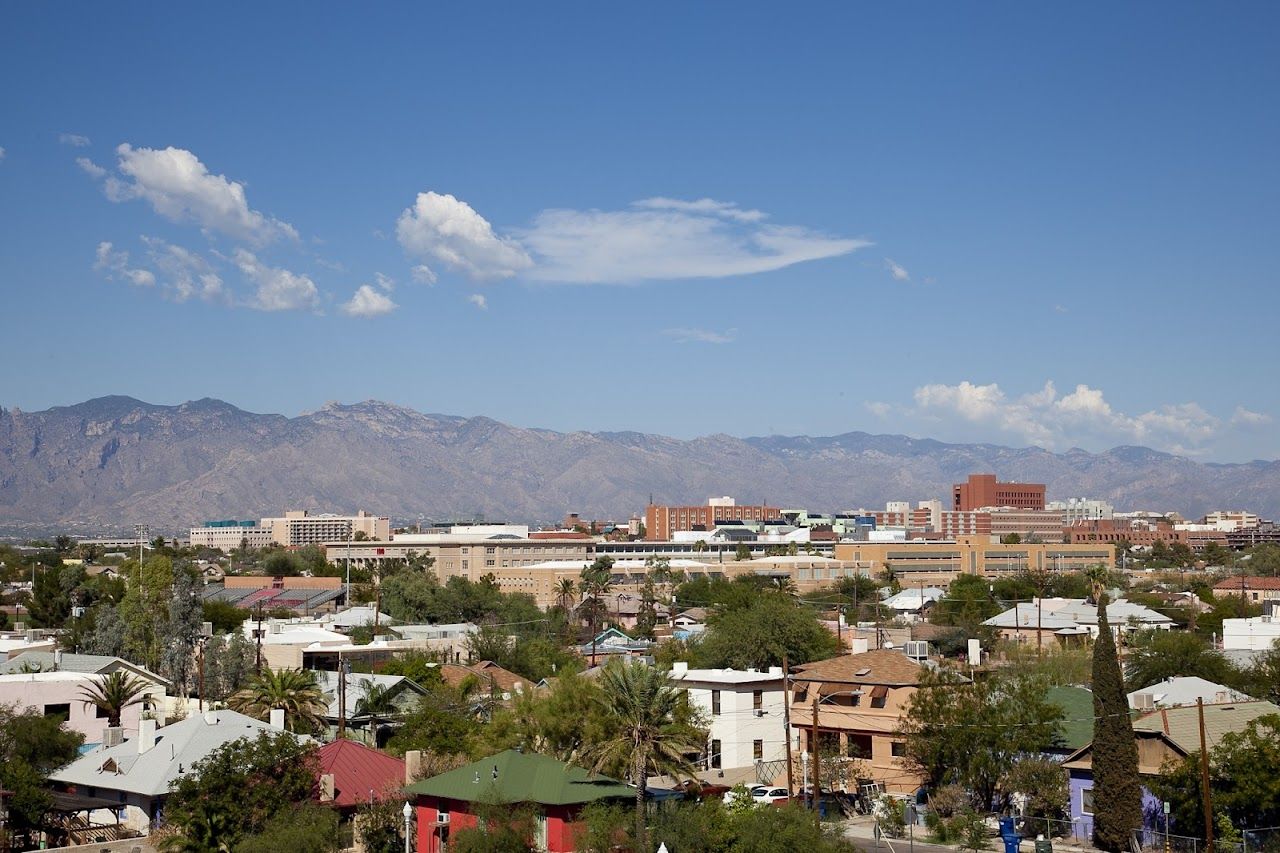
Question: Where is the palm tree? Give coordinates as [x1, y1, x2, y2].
[228, 668, 327, 733]
[79, 671, 150, 727]
[554, 577, 577, 613]
[354, 679, 398, 745]
[585, 660, 702, 851]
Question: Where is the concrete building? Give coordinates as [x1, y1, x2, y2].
[1221, 614, 1280, 651]
[191, 509, 390, 549]
[953, 474, 1045, 512]
[669, 662, 787, 771]
[645, 497, 782, 541]
[832, 538, 1114, 586]
[188, 519, 275, 550]
[0, 670, 162, 742]
[1047, 498, 1115, 525]
[985, 508, 1067, 541]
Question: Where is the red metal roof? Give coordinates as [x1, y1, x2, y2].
[317, 739, 406, 809]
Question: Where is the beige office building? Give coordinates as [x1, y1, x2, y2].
[833, 537, 1113, 586]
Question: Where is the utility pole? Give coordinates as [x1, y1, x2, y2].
[811, 697, 821, 826]
[782, 652, 794, 800]
[1197, 697, 1214, 850]
[338, 654, 348, 739]
[254, 602, 264, 675]
[197, 642, 205, 712]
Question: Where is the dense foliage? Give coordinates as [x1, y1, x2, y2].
[1090, 594, 1144, 852]
[0, 705, 85, 835]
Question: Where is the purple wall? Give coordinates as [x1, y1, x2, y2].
[1069, 768, 1165, 842]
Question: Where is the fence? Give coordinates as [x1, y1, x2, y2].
[1245, 828, 1280, 853]
[1013, 815, 1085, 843]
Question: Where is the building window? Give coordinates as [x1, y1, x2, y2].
[891, 741, 906, 758]
[43, 703, 71, 722]
[753, 690, 762, 711]
[753, 740, 763, 761]
[711, 690, 721, 716]
[711, 740, 722, 769]
[1081, 788, 1094, 815]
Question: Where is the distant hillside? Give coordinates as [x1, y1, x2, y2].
[1, 396, 1278, 533]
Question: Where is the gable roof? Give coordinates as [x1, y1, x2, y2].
[50, 710, 298, 798]
[317, 739, 406, 808]
[404, 749, 633, 806]
[440, 662, 529, 696]
[0, 651, 169, 685]
[792, 650, 925, 686]
[1132, 700, 1280, 754]
[1214, 576, 1280, 591]
[1127, 677, 1252, 710]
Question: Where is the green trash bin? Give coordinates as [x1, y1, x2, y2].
[1034, 837, 1053, 853]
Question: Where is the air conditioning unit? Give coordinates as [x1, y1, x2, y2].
[437, 813, 450, 825]
[904, 641, 929, 661]
[103, 727, 125, 748]
[753, 709, 765, 718]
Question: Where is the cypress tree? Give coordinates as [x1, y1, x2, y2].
[1090, 592, 1143, 851]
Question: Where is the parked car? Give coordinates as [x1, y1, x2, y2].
[752, 787, 790, 804]
[722, 785, 767, 804]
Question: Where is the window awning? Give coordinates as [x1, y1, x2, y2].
[869, 685, 889, 699]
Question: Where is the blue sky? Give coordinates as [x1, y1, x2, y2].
[2, 3, 1277, 461]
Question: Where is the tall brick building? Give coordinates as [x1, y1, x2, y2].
[953, 474, 1045, 512]
[644, 497, 781, 541]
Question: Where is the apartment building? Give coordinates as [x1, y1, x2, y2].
[669, 663, 788, 771]
[645, 497, 782, 541]
[952, 474, 1046, 512]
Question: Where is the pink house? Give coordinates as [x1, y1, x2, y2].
[0, 671, 157, 742]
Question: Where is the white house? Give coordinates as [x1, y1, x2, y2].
[881, 587, 945, 622]
[1221, 614, 1280, 651]
[668, 663, 787, 772]
[1127, 676, 1251, 710]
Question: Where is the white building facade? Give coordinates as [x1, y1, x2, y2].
[669, 663, 788, 771]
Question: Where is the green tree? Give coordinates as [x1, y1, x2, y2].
[901, 668, 1063, 809]
[377, 650, 445, 687]
[930, 574, 1001, 634]
[0, 704, 85, 834]
[735, 542, 752, 561]
[162, 731, 318, 853]
[78, 670, 150, 727]
[118, 554, 176, 671]
[1090, 593, 1143, 851]
[203, 599, 250, 634]
[1001, 757, 1069, 821]
[1124, 630, 1234, 690]
[696, 593, 840, 669]
[233, 803, 338, 853]
[584, 660, 703, 851]
[228, 668, 328, 733]
[388, 684, 485, 757]
[262, 551, 302, 577]
[202, 632, 257, 701]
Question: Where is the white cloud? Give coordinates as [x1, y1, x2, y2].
[467, 294, 488, 310]
[102, 144, 297, 245]
[76, 157, 106, 178]
[397, 191, 867, 285]
[59, 133, 91, 147]
[866, 401, 892, 418]
[374, 272, 395, 292]
[632, 197, 766, 223]
[662, 327, 736, 344]
[93, 241, 156, 288]
[1231, 407, 1272, 427]
[396, 192, 533, 280]
[411, 264, 437, 285]
[140, 237, 227, 303]
[911, 379, 1229, 452]
[0, 147, 6, 162]
[232, 249, 320, 312]
[884, 258, 910, 282]
[1054, 304, 1069, 314]
[341, 284, 397, 318]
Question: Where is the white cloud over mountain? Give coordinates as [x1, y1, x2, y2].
[397, 191, 867, 284]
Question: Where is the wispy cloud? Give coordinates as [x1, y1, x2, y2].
[397, 191, 868, 284]
[140, 236, 227, 303]
[59, 133, 91, 147]
[76, 157, 106, 178]
[0, 147, 6, 162]
[467, 293, 487, 310]
[374, 272, 395, 292]
[1231, 406, 1272, 427]
[865, 401, 892, 418]
[94, 242, 155, 288]
[90, 143, 297, 246]
[232, 249, 320, 312]
[662, 327, 736, 344]
[884, 258, 910, 282]
[1053, 304, 1069, 314]
[341, 284, 397, 318]
[411, 264, 437, 285]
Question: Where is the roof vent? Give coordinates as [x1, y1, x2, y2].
[854, 668, 871, 677]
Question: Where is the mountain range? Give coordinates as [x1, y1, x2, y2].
[1, 396, 1278, 534]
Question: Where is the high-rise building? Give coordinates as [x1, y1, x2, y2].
[952, 474, 1045, 512]
[644, 497, 781, 541]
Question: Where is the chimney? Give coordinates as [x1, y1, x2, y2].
[851, 638, 870, 655]
[319, 773, 335, 802]
[270, 708, 286, 730]
[138, 718, 157, 754]
[204, 710, 218, 726]
[404, 750, 422, 784]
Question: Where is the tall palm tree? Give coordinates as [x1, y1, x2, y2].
[354, 679, 398, 745]
[228, 668, 327, 734]
[585, 660, 702, 851]
[79, 670, 150, 727]
[554, 577, 577, 613]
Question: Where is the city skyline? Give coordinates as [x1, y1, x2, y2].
[2, 4, 1278, 461]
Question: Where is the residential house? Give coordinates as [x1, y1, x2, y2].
[1127, 677, 1251, 710]
[983, 598, 1174, 647]
[1221, 613, 1280, 651]
[577, 628, 653, 664]
[1063, 700, 1280, 838]
[313, 670, 429, 746]
[316, 739, 408, 814]
[49, 709, 298, 832]
[880, 587, 945, 622]
[1213, 576, 1280, 605]
[406, 749, 634, 853]
[668, 662, 787, 772]
[440, 660, 531, 705]
[788, 649, 927, 794]
[0, 670, 165, 743]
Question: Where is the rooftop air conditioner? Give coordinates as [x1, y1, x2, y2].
[754, 709, 765, 718]
[904, 641, 929, 661]
[437, 813, 450, 825]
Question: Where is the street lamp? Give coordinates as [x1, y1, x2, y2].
[401, 801, 414, 853]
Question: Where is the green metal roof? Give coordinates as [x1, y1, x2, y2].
[1047, 686, 1095, 752]
[404, 749, 634, 806]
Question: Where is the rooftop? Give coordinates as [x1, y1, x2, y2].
[405, 749, 633, 806]
[317, 739, 406, 809]
[792, 650, 925, 686]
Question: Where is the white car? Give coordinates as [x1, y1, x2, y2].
[752, 787, 790, 804]
[723, 786, 766, 804]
